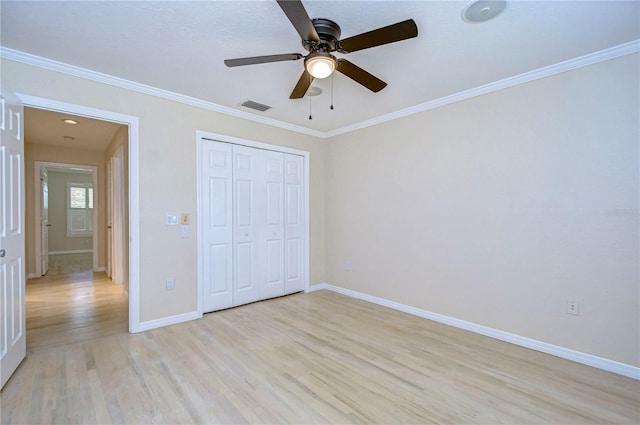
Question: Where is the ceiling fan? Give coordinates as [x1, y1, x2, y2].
[224, 0, 418, 99]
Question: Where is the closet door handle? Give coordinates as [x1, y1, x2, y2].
[244, 232, 249, 237]
[0, 249, 5, 258]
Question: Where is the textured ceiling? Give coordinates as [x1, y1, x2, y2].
[2, 1, 639, 134]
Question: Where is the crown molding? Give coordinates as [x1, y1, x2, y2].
[324, 39, 640, 138]
[0, 47, 325, 139]
[2, 39, 638, 140]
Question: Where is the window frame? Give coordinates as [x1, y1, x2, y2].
[66, 182, 94, 237]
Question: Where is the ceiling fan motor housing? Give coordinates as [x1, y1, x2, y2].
[303, 18, 342, 52]
[225, 0, 418, 99]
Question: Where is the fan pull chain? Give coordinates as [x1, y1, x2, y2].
[309, 95, 312, 120]
[330, 73, 334, 110]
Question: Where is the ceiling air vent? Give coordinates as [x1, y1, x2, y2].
[241, 100, 272, 112]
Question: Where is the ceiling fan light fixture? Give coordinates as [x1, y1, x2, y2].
[305, 52, 336, 79]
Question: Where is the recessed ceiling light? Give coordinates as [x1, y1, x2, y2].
[463, 0, 506, 23]
[62, 119, 78, 125]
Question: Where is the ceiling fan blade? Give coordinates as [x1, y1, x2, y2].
[339, 19, 418, 53]
[276, 0, 320, 42]
[336, 59, 387, 93]
[224, 53, 303, 67]
[290, 70, 314, 99]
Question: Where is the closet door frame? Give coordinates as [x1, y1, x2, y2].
[196, 131, 310, 315]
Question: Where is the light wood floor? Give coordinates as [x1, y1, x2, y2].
[23, 252, 128, 355]
[2, 283, 639, 424]
[24, 271, 128, 355]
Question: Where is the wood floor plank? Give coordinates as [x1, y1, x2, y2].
[1, 271, 638, 424]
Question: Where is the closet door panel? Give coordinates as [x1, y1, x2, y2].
[232, 146, 263, 306]
[284, 154, 304, 294]
[235, 179, 253, 226]
[266, 240, 281, 283]
[261, 151, 285, 298]
[235, 242, 253, 288]
[201, 141, 233, 312]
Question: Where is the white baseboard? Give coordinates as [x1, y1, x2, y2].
[133, 310, 201, 333]
[26, 273, 38, 280]
[49, 249, 93, 255]
[93, 266, 105, 272]
[314, 283, 639, 380]
[306, 283, 328, 293]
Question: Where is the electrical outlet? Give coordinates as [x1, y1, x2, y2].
[181, 213, 190, 225]
[345, 261, 352, 271]
[166, 278, 175, 290]
[567, 299, 579, 315]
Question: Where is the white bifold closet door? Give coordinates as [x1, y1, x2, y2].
[201, 142, 234, 310]
[283, 153, 304, 294]
[201, 140, 304, 313]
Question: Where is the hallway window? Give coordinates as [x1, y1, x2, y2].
[67, 183, 93, 237]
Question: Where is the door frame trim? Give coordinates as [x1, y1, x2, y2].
[195, 130, 310, 315]
[18, 93, 141, 333]
[34, 161, 99, 277]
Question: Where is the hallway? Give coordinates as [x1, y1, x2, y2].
[26, 255, 128, 355]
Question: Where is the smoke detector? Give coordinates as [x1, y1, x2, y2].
[306, 86, 323, 97]
[463, 0, 506, 23]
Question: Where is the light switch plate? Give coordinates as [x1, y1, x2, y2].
[180, 225, 189, 238]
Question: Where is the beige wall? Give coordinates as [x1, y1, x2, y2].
[325, 54, 639, 366]
[24, 143, 106, 276]
[3, 58, 326, 323]
[47, 170, 93, 252]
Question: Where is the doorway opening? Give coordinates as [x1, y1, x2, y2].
[34, 162, 98, 278]
[18, 94, 140, 336]
[26, 107, 129, 351]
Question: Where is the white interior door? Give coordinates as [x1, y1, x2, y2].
[110, 148, 125, 285]
[233, 145, 263, 306]
[201, 141, 233, 312]
[284, 154, 304, 294]
[40, 168, 49, 276]
[1, 93, 26, 389]
[106, 160, 112, 278]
